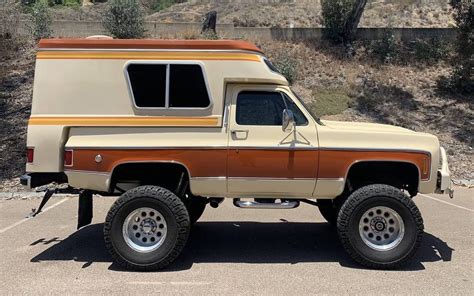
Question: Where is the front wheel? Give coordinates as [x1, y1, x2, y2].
[104, 186, 190, 271]
[337, 184, 424, 269]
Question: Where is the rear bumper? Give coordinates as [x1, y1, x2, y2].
[20, 173, 68, 189]
[435, 147, 453, 196]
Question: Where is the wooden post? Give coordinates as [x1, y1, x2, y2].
[201, 11, 217, 34]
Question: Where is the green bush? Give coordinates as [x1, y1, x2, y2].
[321, 0, 354, 42]
[373, 31, 398, 63]
[30, 0, 52, 40]
[410, 37, 450, 63]
[102, 0, 145, 39]
[449, 0, 473, 93]
[274, 54, 298, 85]
[63, 0, 81, 8]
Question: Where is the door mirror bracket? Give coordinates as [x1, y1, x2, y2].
[282, 109, 295, 132]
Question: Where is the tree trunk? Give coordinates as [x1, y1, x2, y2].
[342, 0, 367, 57]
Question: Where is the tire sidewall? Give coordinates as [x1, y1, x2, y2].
[109, 196, 181, 266]
[346, 195, 419, 264]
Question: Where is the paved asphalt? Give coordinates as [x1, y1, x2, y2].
[0, 187, 473, 295]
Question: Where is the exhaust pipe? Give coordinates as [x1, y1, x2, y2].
[209, 198, 224, 208]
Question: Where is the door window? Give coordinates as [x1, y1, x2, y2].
[235, 91, 308, 126]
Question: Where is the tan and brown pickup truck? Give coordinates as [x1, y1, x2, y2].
[21, 38, 452, 270]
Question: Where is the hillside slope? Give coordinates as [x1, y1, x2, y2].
[44, 0, 454, 28]
[146, 0, 454, 28]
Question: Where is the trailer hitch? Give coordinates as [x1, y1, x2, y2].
[29, 189, 56, 217]
[29, 188, 93, 229]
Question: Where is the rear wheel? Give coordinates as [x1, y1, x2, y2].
[104, 185, 190, 271]
[337, 184, 423, 269]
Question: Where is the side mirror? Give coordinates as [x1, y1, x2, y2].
[282, 109, 295, 132]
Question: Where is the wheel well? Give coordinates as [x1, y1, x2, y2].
[346, 161, 419, 196]
[110, 162, 190, 196]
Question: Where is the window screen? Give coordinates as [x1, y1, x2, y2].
[236, 91, 308, 126]
[127, 64, 166, 107]
[169, 65, 210, 108]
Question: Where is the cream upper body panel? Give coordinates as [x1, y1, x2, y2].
[31, 57, 286, 117]
[317, 119, 441, 193]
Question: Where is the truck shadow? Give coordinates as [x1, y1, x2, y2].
[30, 222, 453, 272]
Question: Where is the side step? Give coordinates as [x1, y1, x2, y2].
[233, 198, 300, 209]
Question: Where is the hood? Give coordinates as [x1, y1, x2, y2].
[320, 120, 415, 134]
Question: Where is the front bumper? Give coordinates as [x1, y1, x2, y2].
[435, 147, 454, 197]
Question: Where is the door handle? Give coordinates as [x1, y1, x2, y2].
[231, 130, 248, 134]
[231, 129, 249, 139]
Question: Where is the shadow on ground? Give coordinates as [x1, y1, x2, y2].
[30, 222, 453, 272]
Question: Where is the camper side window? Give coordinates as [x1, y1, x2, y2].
[127, 64, 167, 108]
[127, 63, 211, 109]
[169, 65, 210, 108]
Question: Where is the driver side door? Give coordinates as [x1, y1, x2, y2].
[226, 84, 319, 198]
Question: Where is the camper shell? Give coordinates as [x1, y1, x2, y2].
[22, 38, 452, 271]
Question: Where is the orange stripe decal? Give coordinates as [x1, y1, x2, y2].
[37, 51, 261, 61]
[28, 116, 220, 127]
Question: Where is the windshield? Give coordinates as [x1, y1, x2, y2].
[290, 89, 323, 125]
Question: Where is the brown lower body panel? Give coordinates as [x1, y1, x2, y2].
[66, 148, 430, 181]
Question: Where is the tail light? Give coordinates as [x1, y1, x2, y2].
[64, 150, 73, 166]
[26, 147, 34, 163]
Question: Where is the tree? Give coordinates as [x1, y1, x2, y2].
[321, 0, 367, 56]
[102, 0, 145, 39]
[449, 0, 473, 93]
[0, 0, 20, 40]
[31, 0, 52, 40]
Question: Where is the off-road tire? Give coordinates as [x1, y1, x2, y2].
[337, 184, 424, 269]
[317, 199, 338, 225]
[104, 185, 190, 271]
[185, 195, 207, 225]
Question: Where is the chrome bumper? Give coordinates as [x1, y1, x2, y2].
[436, 147, 454, 198]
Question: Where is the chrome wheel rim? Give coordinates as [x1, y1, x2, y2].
[359, 206, 405, 251]
[122, 207, 167, 253]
